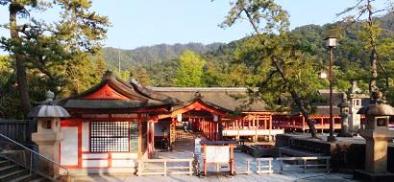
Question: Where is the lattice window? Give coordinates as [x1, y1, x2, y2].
[90, 121, 130, 152]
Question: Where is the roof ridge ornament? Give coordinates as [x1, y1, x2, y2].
[42, 90, 55, 105]
[350, 80, 361, 94]
[28, 90, 70, 118]
[371, 91, 384, 104]
[194, 91, 202, 99]
[102, 70, 115, 80]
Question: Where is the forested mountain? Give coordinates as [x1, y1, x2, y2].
[103, 42, 224, 69]
[104, 13, 393, 73]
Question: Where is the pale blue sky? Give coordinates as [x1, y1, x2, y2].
[0, 0, 390, 50]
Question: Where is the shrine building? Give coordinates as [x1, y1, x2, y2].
[56, 71, 358, 173]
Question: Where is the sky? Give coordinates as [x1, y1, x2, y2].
[0, 0, 390, 51]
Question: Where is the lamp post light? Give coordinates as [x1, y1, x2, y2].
[325, 36, 337, 142]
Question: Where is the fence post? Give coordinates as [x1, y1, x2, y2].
[189, 160, 192, 175]
[246, 160, 250, 174]
[280, 160, 283, 173]
[137, 160, 142, 176]
[29, 152, 33, 175]
[164, 160, 167, 176]
[326, 158, 330, 173]
[269, 159, 272, 173]
[303, 159, 306, 173]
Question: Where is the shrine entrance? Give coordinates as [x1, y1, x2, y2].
[155, 99, 228, 155]
[180, 110, 220, 140]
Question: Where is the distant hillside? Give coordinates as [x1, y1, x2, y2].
[103, 42, 224, 69]
[103, 12, 393, 71]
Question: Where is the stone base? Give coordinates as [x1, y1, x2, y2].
[353, 169, 394, 182]
[326, 135, 337, 142]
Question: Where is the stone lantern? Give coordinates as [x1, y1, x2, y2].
[337, 99, 352, 137]
[354, 92, 394, 181]
[28, 91, 70, 176]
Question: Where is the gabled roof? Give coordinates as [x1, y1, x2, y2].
[170, 98, 230, 117]
[150, 87, 268, 112]
[60, 71, 175, 111]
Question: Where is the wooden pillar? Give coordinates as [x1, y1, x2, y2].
[269, 115, 273, 142]
[170, 118, 176, 144]
[235, 119, 238, 129]
[229, 144, 235, 175]
[202, 144, 207, 176]
[138, 116, 143, 159]
[147, 118, 156, 158]
[210, 122, 213, 140]
[320, 118, 324, 133]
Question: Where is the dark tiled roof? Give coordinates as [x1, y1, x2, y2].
[61, 71, 174, 110]
[150, 87, 268, 112]
[312, 90, 345, 115]
[64, 99, 167, 110]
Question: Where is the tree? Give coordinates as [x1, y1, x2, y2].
[337, 0, 393, 101]
[221, 0, 324, 137]
[130, 66, 151, 86]
[62, 53, 107, 96]
[174, 50, 206, 87]
[0, 0, 109, 116]
[146, 60, 178, 86]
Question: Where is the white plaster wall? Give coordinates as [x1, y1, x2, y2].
[81, 152, 137, 168]
[60, 127, 78, 166]
[112, 159, 136, 168]
[82, 153, 108, 159]
[111, 153, 137, 159]
[82, 160, 108, 168]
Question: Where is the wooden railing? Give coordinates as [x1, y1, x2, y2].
[277, 156, 330, 173]
[245, 156, 330, 174]
[0, 119, 32, 143]
[137, 158, 193, 176]
[245, 158, 274, 174]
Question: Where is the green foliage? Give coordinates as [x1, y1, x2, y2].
[102, 43, 223, 67]
[130, 66, 151, 85]
[146, 60, 178, 86]
[0, 55, 21, 117]
[0, 0, 109, 118]
[62, 53, 107, 96]
[174, 50, 206, 87]
[220, 0, 289, 33]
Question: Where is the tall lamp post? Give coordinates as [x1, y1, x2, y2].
[326, 36, 337, 142]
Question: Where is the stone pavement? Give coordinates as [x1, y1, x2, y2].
[75, 171, 356, 182]
[74, 132, 359, 181]
[74, 152, 358, 182]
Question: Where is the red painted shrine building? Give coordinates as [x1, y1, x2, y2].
[57, 71, 347, 172]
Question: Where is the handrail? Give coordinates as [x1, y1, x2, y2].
[0, 133, 70, 180]
[244, 156, 330, 174]
[138, 158, 193, 176]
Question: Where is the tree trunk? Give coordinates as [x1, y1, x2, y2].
[367, 0, 379, 97]
[270, 56, 318, 138]
[243, 9, 318, 137]
[9, 3, 31, 116]
[369, 48, 378, 93]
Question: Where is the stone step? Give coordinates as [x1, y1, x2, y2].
[29, 177, 51, 182]
[11, 174, 48, 182]
[0, 159, 50, 182]
[0, 164, 19, 175]
[0, 160, 10, 168]
[8, 173, 34, 182]
[0, 169, 28, 182]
